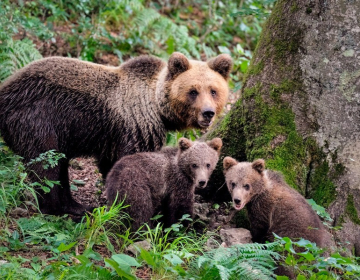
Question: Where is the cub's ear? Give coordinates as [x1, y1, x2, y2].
[168, 52, 190, 78]
[252, 159, 265, 174]
[207, 138, 223, 154]
[178, 137, 192, 151]
[223, 156, 237, 173]
[207, 54, 233, 80]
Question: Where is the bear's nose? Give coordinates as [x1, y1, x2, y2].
[202, 110, 215, 120]
[199, 180, 206, 187]
[234, 198, 241, 205]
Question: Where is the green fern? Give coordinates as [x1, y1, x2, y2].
[127, 5, 201, 59]
[0, 39, 42, 82]
[183, 242, 280, 280]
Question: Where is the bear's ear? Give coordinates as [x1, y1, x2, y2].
[207, 54, 233, 80]
[223, 156, 238, 173]
[168, 52, 190, 78]
[178, 137, 192, 151]
[252, 159, 265, 174]
[207, 138, 223, 154]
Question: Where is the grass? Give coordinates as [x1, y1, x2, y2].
[0, 145, 359, 279]
[0, 1, 360, 279]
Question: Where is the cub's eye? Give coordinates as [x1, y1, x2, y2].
[206, 163, 211, 168]
[210, 89, 217, 96]
[189, 90, 198, 97]
[231, 182, 236, 189]
[244, 184, 250, 191]
[192, 164, 198, 168]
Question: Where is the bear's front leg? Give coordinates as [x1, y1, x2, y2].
[28, 158, 90, 216]
[164, 191, 194, 228]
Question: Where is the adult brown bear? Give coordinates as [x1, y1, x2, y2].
[0, 52, 232, 216]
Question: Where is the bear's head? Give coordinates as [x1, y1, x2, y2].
[223, 157, 266, 211]
[166, 52, 232, 129]
[177, 137, 222, 188]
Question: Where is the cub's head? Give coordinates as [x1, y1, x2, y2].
[166, 52, 232, 129]
[177, 137, 222, 188]
[223, 157, 266, 211]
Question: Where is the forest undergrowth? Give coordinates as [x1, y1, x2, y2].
[0, 0, 359, 279]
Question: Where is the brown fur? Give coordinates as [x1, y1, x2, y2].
[106, 138, 222, 230]
[0, 53, 232, 215]
[223, 157, 332, 247]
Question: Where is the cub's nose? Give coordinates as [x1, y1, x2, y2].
[234, 198, 241, 205]
[202, 110, 215, 120]
[199, 180, 206, 187]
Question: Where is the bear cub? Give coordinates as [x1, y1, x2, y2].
[106, 137, 222, 230]
[223, 157, 332, 248]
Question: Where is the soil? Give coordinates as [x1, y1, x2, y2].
[68, 157, 107, 209]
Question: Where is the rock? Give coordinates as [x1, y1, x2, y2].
[10, 207, 29, 217]
[204, 231, 221, 251]
[0, 260, 8, 266]
[194, 202, 211, 222]
[69, 159, 84, 170]
[126, 240, 151, 256]
[220, 228, 252, 246]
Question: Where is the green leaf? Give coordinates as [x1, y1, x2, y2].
[105, 258, 137, 280]
[76, 255, 92, 265]
[73, 179, 86, 185]
[297, 251, 315, 261]
[285, 254, 296, 266]
[41, 186, 51, 193]
[163, 253, 183, 266]
[140, 248, 156, 267]
[218, 46, 231, 55]
[45, 180, 54, 188]
[57, 241, 77, 252]
[70, 184, 78, 191]
[112, 254, 141, 268]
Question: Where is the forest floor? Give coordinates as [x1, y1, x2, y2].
[69, 157, 107, 209]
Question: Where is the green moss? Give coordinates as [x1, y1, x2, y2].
[247, 61, 264, 76]
[291, 3, 300, 13]
[346, 195, 360, 225]
[310, 161, 337, 207]
[208, 0, 341, 211]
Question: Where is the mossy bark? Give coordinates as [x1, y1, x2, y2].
[205, 0, 360, 254]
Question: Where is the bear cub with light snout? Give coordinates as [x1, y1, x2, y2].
[106, 138, 222, 230]
[223, 157, 332, 248]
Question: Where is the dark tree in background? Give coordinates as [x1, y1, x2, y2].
[206, 0, 360, 255]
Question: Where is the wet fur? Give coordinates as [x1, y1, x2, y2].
[106, 138, 222, 230]
[223, 158, 332, 247]
[0, 53, 231, 215]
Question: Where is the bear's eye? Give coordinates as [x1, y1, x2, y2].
[189, 90, 198, 97]
[206, 163, 211, 168]
[192, 164, 198, 168]
[244, 184, 250, 191]
[231, 182, 236, 189]
[210, 89, 217, 96]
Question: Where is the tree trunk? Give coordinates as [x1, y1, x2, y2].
[206, 0, 360, 255]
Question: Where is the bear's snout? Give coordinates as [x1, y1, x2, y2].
[202, 109, 215, 120]
[198, 180, 207, 187]
[234, 198, 241, 205]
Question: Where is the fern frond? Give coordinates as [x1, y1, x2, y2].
[184, 242, 280, 280]
[0, 39, 42, 82]
[134, 8, 161, 35]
